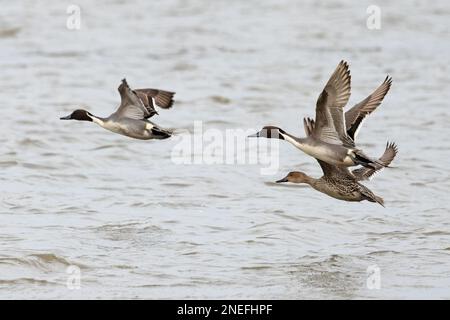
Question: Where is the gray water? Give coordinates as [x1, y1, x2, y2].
[1, 0, 449, 299]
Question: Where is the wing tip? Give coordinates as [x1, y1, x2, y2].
[386, 141, 399, 155]
[156, 91, 175, 109]
[339, 59, 349, 68]
[118, 78, 131, 93]
[336, 60, 351, 94]
[384, 75, 393, 87]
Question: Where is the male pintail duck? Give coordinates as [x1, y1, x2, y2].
[276, 102, 398, 206]
[249, 61, 390, 169]
[60, 79, 175, 140]
[302, 74, 393, 173]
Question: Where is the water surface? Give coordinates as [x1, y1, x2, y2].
[0, 0, 449, 299]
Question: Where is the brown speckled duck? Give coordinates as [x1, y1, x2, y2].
[276, 142, 398, 206]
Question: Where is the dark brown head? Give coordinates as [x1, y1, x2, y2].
[60, 109, 93, 122]
[276, 171, 309, 184]
[248, 126, 286, 139]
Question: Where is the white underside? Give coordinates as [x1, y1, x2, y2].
[281, 132, 355, 167]
[91, 116, 128, 135]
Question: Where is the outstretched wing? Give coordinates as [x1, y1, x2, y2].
[345, 76, 392, 140]
[114, 79, 153, 120]
[312, 60, 354, 148]
[135, 88, 175, 114]
[352, 142, 398, 181]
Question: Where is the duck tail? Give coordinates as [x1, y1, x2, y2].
[151, 126, 172, 139]
[364, 194, 385, 207]
[352, 150, 385, 169]
[361, 187, 385, 207]
[374, 195, 385, 207]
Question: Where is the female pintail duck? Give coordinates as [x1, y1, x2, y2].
[60, 79, 175, 140]
[277, 140, 398, 206]
[276, 104, 398, 206]
[249, 61, 391, 169]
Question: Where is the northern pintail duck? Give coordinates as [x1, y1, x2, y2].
[276, 99, 398, 206]
[249, 61, 390, 169]
[60, 79, 175, 140]
[276, 154, 388, 206]
[277, 141, 397, 206]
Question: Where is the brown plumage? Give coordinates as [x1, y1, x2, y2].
[277, 164, 386, 207]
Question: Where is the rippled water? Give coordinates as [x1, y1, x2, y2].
[1, 0, 449, 299]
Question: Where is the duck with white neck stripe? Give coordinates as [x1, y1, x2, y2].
[60, 78, 175, 140]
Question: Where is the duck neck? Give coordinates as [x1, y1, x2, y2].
[311, 177, 338, 196]
[89, 114, 106, 127]
[303, 174, 317, 188]
[278, 131, 307, 149]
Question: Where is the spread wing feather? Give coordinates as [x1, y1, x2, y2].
[312, 61, 354, 147]
[345, 76, 392, 140]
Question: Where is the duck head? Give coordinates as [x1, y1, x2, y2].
[248, 126, 286, 139]
[60, 109, 93, 122]
[276, 171, 309, 184]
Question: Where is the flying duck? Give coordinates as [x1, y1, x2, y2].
[276, 142, 397, 206]
[249, 61, 390, 169]
[60, 79, 175, 140]
[276, 96, 398, 206]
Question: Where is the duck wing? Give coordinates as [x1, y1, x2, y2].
[317, 159, 338, 176]
[312, 60, 354, 148]
[114, 79, 153, 120]
[305, 77, 392, 140]
[134, 88, 175, 112]
[352, 142, 398, 181]
[316, 158, 353, 178]
[345, 76, 392, 140]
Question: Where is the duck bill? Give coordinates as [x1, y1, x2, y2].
[276, 177, 289, 183]
[60, 115, 71, 120]
[247, 132, 260, 138]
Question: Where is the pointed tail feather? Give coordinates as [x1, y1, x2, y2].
[352, 150, 388, 169]
[374, 195, 385, 207]
[364, 194, 385, 207]
[151, 126, 172, 139]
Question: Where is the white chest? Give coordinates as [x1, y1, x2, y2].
[284, 136, 341, 165]
[95, 119, 127, 134]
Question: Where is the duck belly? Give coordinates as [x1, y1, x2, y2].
[318, 184, 362, 202]
[299, 142, 351, 166]
[102, 120, 151, 140]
